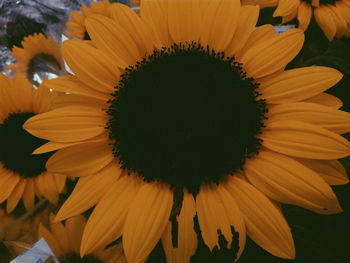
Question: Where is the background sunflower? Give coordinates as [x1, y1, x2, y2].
[0, 73, 66, 213]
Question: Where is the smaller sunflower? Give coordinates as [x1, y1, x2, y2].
[0, 74, 66, 213]
[271, 0, 350, 40]
[65, 0, 111, 40]
[38, 214, 127, 263]
[8, 33, 64, 83]
[0, 208, 32, 242]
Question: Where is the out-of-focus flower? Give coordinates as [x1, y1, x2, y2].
[0, 73, 66, 213]
[8, 33, 64, 85]
[38, 214, 127, 263]
[65, 0, 111, 40]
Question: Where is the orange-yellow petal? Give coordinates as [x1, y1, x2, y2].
[240, 29, 304, 78]
[225, 5, 259, 57]
[80, 175, 140, 255]
[62, 40, 119, 93]
[225, 177, 295, 259]
[46, 142, 113, 176]
[123, 182, 173, 263]
[168, 0, 201, 43]
[267, 102, 350, 134]
[245, 151, 342, 214]
[196, 184, 246, 260]
[200, 0, 241, 51]
[295, 158, 349, 185]
[261, 120, 350, 159]
[161, 190, 197, 263]
[85, 15, 140, 68]
[55, 162, 120, 221]
[24, 105, 107, 143]
[259, 66, 342, 104]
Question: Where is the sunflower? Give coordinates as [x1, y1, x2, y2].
[38, 214, 127, 263]
[0, 73, 66, 213]
[8, 33, 64, 83]
[267, 0, 350, 40]
[65, 0, 111, 40]
[24, 0, 350, 262]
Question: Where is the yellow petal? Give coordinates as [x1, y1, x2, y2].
[80, 175, 140, 255]
[53, 173, 66, 193]
[259, 66, 343, 104]
[0, 171, 20, 203]
[11, 75, 33, 112]
[51, 93, 107, 110]
[245, 151, 342, 214]
[47, 142, 113, 176]
[6, 179, 26, 213]
[225, 177, 295, 259]
[268, 102, 350, 134]
[161, 190, 197, 263]
[262, 120, 350, 159]
[33, 134, 106, 154]
[238, 24, 278, 58]
[35, 172, 59, 204]
[23, 179, 35, 212]
[50, 219, 71, 255]
[66, 215, 86, 254]
[123, 182, 173, 263]
[55, 163, 120, 221]
[314, 5, 336, 40]
[196, 183, 246, 260]
[24, 105, 107, 143]
[38, 223, 63, 257]
[62, 40, 118, 92]
[110, 3, 154, 55]
[240, 29, 304, 78]
[295, 158, 349, 185]
[140, 0, 171, 48]
[32, 84, 58, 114]
[85, 15, 140, 68]
[43, 76, 109, 101]
[328, 5, 348, 38]
[168, 0, 201, 43]
[297, 2, 312, 31]
[273, 0, 300, 17]
[225, 5, 259, 57]
[200, 0, 241, 51]
[303, 93, 343, 109]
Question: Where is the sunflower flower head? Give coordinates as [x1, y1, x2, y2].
[65, 0, 111, 40]
[268, 0, 350, 40]
[24, 0, 350, 262]
[8, 33, 64, 85]
[38, 214, 127, 263]
[0, 74, 66, 213]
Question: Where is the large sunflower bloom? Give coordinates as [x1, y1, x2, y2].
[8, 33, 64, 82]
[38, 214, 127, 263]
[270, 0, 350, 40]
[65, 0, 111, 40]
[24, 0, 350, 262]
[0, 74, 66, 213]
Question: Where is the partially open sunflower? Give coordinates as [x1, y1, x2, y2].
[24, 0, 350, 262]
[0, 74, 66, 213]
[65, 0, 111, 40]
[38, 214, 127, 263]
[8, 33, 64, 82]
[264, 0, 350, 40]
